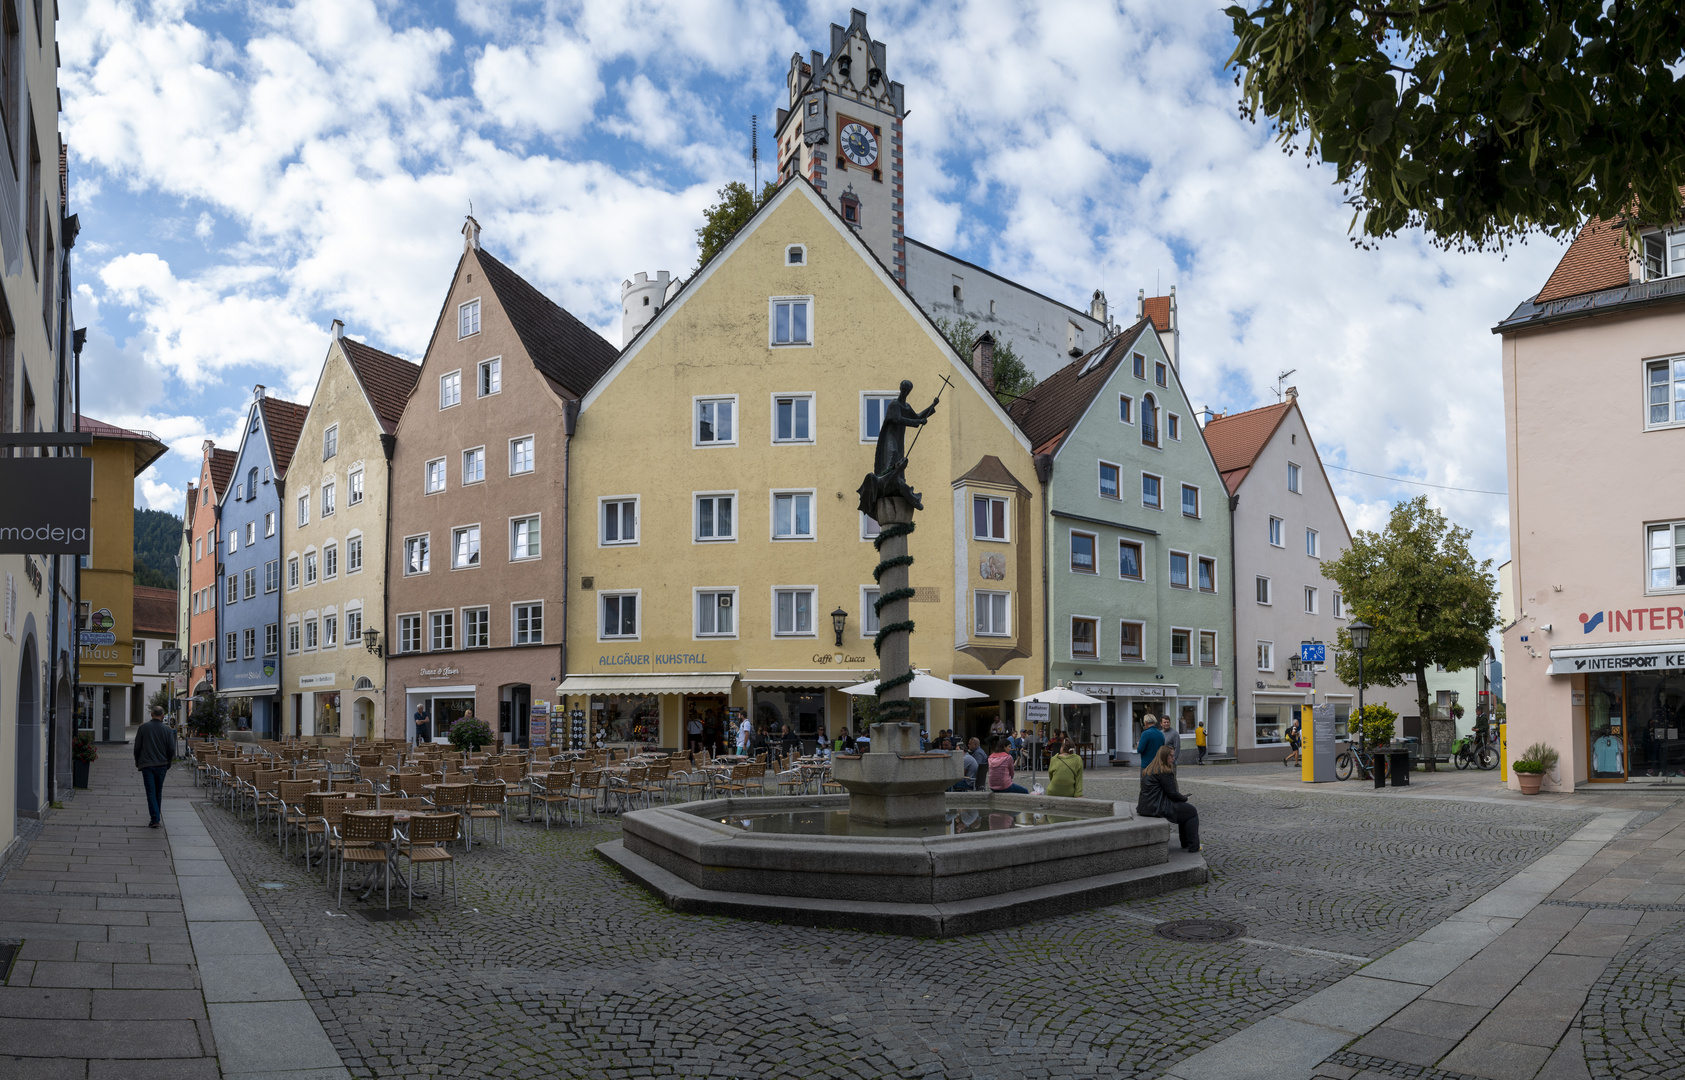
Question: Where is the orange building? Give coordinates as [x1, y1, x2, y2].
[187, 442, 236, 702]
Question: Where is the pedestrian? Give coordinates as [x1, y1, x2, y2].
[1160, 716, 1179, 763]
[1137, 744, 1200, 853]
[1136, 714, 1165, 769]
[1286, 715, 1302, 766]
[686, 713, 703, 753]
[737, 714, 752, 755]
[413, 703, 431, 744]
[987, 738, 1028, 794]
[967, 737, 988, 781]
[1195, 720, 1207, 765]
[1047, 738, 1084, 798]
[134, 705, 177, 829]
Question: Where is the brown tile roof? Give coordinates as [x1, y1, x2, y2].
[475, 248, 620, 397]
[341, 338, 421, 434]
[1535, 218, 1632, 303]
[76, 415, 169, 474]
[133, 586, 178, 636]
[1007, 319, 1151, 451]
[1200, 401, 1293, 495]
[1142, 295, 1172, 333]
[207, 448, 237, 498]
[259, 397, 310, 479]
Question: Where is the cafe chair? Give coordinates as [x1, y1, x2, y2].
[395, 813, 460, 907]
[336, 812, 396, 909]
[466, 783, 506, 846]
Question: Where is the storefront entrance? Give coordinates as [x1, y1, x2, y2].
[752, 688, 827, 750]
[684, 694, 729, 753]
[1586, 672, 1685, 781]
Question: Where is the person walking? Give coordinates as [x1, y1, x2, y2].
[1285, 715, 1303, 767]
[134, 706, 177, 829]
[686, 714, 703, 753]
[1135, 714, 1165, 770]
[1047, 739, 1084, 798]
[737, 714, 752, 755]
[1195, 721, 1207, 765]
[1137, 745, 1200, 853]
[987, 738, 1028, 794]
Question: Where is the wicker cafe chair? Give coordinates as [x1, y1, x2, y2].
[376, 795, 429, 812]
[318, 796, 372, 884]
[428, 784, 474, 849]
[535, 773, 571, 829]
[565, 770, 602, 826]
[277, 779, 319, 856]
[466, 783, 506, 846]
[396, 813, 460, 907]
[336, 812, 396, 909]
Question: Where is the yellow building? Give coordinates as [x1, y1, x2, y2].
[75, 416, 167, 743]
[563, 181, 1043, 750]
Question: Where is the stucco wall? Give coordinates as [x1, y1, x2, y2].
[219, 402, 286, 733]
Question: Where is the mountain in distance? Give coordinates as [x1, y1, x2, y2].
[134, 508, 182, 590]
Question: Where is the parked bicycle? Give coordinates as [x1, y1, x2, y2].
[1334, 744, 1375, 781]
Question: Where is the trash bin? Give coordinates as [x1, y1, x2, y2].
[1389, 749, 1411, 787]
[1371, 751, 1388, 789]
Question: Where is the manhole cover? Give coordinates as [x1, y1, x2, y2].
[257, 882, 288, 890]
[1154, 919, 1246, 943]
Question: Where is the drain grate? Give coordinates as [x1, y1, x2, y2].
[361, 907, 419, 923]
[1154, 919, 1246, 943]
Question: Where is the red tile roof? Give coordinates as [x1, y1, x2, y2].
[207, 448, 237, 498]
[1142, 295, 1172, 333]
[133, 585, 178, 637]
[259, 397, 310, 479]
[341, 338, 421, 434]
[76, 415, 168, 474]
[476, 248, 620, 397]
[1200, 401, 1293, 495]
[1007, 318, 1151, 451]
[1535, 218, 1632, 303]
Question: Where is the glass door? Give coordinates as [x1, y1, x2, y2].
[1626, 672, 1685, 778]
[1587, 674, 1626, 781]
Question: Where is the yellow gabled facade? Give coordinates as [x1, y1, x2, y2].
[564, 181, 1043, 750]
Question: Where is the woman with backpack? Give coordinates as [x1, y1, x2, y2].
[1137, 745, 1200, 853]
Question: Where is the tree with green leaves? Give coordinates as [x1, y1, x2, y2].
[695, 180, 779, 269]
[1322, 496, 1498, 769]
[931, 316, 1036, 406]
[1226, 1, 1685, 251]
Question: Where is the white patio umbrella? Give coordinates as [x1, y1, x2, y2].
[1014, 687, 1106, 780]
[839, 671, 989, 700]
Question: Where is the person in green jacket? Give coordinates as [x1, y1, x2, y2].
[1047, 740, 1084, 798]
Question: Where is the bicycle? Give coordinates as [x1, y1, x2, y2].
[1334, 744, 1375, 781]
[1451, 728, 1500, 771]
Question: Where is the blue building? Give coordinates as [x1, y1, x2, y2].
[217, 388, 309, 737]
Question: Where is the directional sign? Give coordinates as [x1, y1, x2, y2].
[1300, 641, 1326, 665]
[79, 631, 115, 646]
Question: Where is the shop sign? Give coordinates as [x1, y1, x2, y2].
[0, 459, 93, 555]
[1578, 606, 1685, 634]
[298, 673, 335, 688]
[1023, 701, 1050, 725]
[1074, 683, 1172, 698]
[812, 652, 869, 665]
[420, 666, 462, 680]
[1554, 650, 1685, 673]
[597, 652, 708, 667]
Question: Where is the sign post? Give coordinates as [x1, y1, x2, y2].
[1301, 703, 1336, 782]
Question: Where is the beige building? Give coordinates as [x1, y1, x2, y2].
[385, 219, 619, 744]
[282, 325, 418, 738]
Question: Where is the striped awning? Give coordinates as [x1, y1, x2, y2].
[556, 673, 737, 696]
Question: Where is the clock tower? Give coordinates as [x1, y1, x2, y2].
[774, 9, 907, 283]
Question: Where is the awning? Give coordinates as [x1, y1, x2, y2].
[1547, 638, 1685, 676]
[221, 685, 278, 698]
[742, 669, 876, 689]
[557, 673, 738, 696]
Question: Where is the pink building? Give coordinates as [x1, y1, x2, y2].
[1499, 219, 1685, 789]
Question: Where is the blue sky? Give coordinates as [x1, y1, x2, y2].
[60, 0, 1565, 566]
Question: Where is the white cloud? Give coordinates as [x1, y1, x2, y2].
[473, 32, 604, 138]
[139, 474, 183, 512]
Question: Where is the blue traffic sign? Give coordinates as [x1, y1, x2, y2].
[1300, 641, 1326, 664]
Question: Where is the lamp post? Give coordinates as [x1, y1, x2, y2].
[830, 607, 848, 648]
[363, 628, 382, 657]
[1348, 620, 1373, 749]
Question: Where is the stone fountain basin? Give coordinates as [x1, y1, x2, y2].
[599, 793, 1207, 937]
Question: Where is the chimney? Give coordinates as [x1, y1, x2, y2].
[1090, 288, 1108, 326]
[1285, 385, 1298, 401]
[1197, 407, 1216, 428]
[329, 319, 344, 340]
[1167, 285, 1179, 370]
[252, 384, 266, 402]
[201, 439, 215, 455]
[462, 214, 481, 252]
[972, 331, 996, 391]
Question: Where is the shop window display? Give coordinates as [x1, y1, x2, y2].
[594, 694, 659, 744]
[315, 691, 341, 737]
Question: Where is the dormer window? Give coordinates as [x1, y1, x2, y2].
[1643, 230, 1685, 280]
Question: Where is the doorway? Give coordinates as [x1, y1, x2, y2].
[505, 685, 531, 747]
[16, 638, 39, 816]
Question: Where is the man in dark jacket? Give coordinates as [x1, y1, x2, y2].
[133, 706, 177, 829]
[967, 738, 988, 780]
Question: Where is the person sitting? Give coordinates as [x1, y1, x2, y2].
[987, 738, 1028, 794]
[1137, 745, 1200, 853]
[951, 747, 978, 792]
[1047, 739, 1084, 798]
[841, 730, 857, 753]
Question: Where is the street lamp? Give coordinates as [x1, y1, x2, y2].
[1348, 620, 1373, 748]
[830, 607, 848, 648]
[363, 628, 382, 657]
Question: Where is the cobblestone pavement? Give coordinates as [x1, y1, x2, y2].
[1583, 916, 1685, 1079]
[197, 779, 1596, 1080]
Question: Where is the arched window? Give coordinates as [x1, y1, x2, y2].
[247, 468, 258, 501]
[1141, 395, 1158, 447]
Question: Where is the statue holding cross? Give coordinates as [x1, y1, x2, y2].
[856, 377, 947, 517]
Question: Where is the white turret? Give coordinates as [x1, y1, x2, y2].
[621, 270, 671, 347]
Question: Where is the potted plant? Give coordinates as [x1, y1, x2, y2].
[187, 691, 228, 739]
[72, 731, 98, 789]
[448, 716, 494, 753]
[1512, 741, 1559, 795]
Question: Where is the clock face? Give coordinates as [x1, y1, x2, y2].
[840, 122, 878, 167]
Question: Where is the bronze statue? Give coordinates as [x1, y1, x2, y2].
[857, 379, 943, 516]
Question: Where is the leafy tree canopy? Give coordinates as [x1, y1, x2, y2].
[1322, 495, 1498, 766]
[1226, 1, 1685, 250]
[931, 316, 1037, 406]
[696, 180, 779, 269]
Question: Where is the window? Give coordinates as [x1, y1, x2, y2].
[1071, 617, 1097, 658]
[1132, 353, 1145, 379]
[697, 590, 736, 637]
[1119, 395, 1133, 424]
[771, 297, 812, 346]
[226, 575, 238, 605]
[1647, 358, 1685, 427]
[265, 512, 275, 538]
[324, 543, 338, 579]
[1649, 522, 1685, 590]
[772, 491, 814, 539]
[1155, 362, 1167, 387]
[861, 513, 881, 540]
[1120, 540, 1143, 580]
[975, 591, 1010, 636]
[225, 632, 238, 662]
[452, 526, 481, 569]
[297, 492, 310, 526]
[1306, 528, 1320, 558]
[246, 521, 255, 546]
[478, 357, 501, 397]
[347, 536, 362, 574]
[321, 482, 336, 517]
[133, 639, 146, 665]
[1170, 551, 1190, 589]
[462, 607, 489, 648]
[462, 447, 485, 485]
[458, 298, 480, 338]
[1120, 621, 1144, 661]
[1269, 517, 1284, 546]
[1199, 631, 1217, 666]
[773, 395, 813, 442]
[602, 594, 638, 639]
[1257, 641, 1274, 671]
[1141, 395, 1158, 446]
[404, 535, 430, 575]
[1643, 231, 1685, 280]
[786, 245, 806, 265]
[695, 398, 735, 446]
[1099, 462, 1120, 500]
[774, 589, 815, 635]
[237, 483, 244, 501]
[1256, 576, 1272, 604]
[345, 609, 363, 647]
[264, 623, 279, 657]
[1143, 473, 1162, 510]
[265, 559, 279, 593]
[1288, 461, 1301, 493]
[514, 602, 544, 645]
[509, 436, 535, 474]
[1304, 586, 1319, 614]
[195, 538, 203, 560]
[227, 528, 238, 554]
[323, 424, 337, 460]
[325, 614, 340, 649]
[862, 587, 880, 635]
[425, 459, 446, 494]
[511, 516, 541, 560]
[602, 499, 638, 545]
[696, 494, 734, 541]
[1198, 557, 1216, 592]
[1333, 591, 1345, 618]
[398, 614, 421, 655]
[1181, 484, 1199, 517]
[1071, 531, 1097, 573]
[243, 567, 256, 599]
[1168, 414, 1180, 440]
[430, 610, 454, 651]
[348, 469, 363, 506]
[288, 556, 300, 589]
[973, 495, 1008, 540]
[1171, 628, 1191, 665]
[304, 551, 318, 585]
[863, 394, 896, 440]
[440, 370, 462, 409]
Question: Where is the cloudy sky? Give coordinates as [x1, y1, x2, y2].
[62, 0, 1561, 566]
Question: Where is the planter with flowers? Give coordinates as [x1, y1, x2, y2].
[1512, 741, 1559, 795]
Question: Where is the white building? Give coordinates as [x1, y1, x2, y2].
[131, 585, 178, 738]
